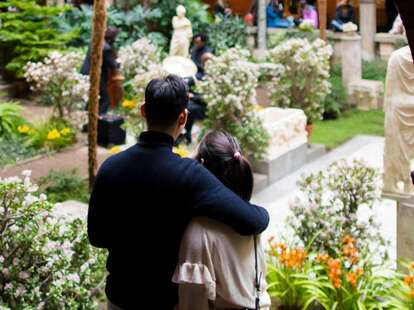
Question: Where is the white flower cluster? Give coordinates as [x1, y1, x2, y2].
[196, 48, 270, 160]
[0, 172, 106, 309]
[287, 159, 388, 262]
[118, 38, 161, 81]
[267, 38, 333, 123]
[197, 48, 258, 118]
[24, 51, 90, 120]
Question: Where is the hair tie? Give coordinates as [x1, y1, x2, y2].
[233, 151, 242, 161]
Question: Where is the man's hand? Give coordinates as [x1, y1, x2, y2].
[188, 93, 194, 99]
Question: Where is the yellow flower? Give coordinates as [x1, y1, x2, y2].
[173, 146, 189, 158]
[60, 127, 71, 136]
[122, 99, 137, 110]
[47, 129, 61, 140]
[109, 146, 121, 154]
[17, 125, 30, 134]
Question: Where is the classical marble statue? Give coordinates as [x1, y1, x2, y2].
[169, 5, 193, 58]
[383, 46, 414, 195]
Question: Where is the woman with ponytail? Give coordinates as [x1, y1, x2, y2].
[173, 131, 271, 310]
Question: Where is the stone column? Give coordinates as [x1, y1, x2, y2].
[397, 201, 414, 261]
[257, 0, 267, 60]
[359, 0, 377, 61]
[341, 34, 362, 92]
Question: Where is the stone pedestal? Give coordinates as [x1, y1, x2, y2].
[360, 0, 377, 61]
[348, 79, 384, 110]
[340, 34, 362, 92]
[257, 0, 267, 58]
[397, 201, 414, 261]
[375, 33, 408, 61]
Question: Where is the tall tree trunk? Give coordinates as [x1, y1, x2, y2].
[88, 0, 107, 190]
[318, 0, 327, 41]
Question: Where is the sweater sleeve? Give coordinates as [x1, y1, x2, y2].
[188, 162, 269, 236]
[87, 162, 112, 248]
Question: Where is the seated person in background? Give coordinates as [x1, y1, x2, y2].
[214, 0, 232, 17]
[331, 0, 355, 32]
[191, 34, 214, 81]
[174, 131, 271, 310]
[267, 0, 293, 29]
[301, 0, 319, 29]
[389, 14, 405, 35]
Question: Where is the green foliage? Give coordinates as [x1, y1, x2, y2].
[0, 0, 76, 78]
[205, 16, 247, 54]
[362, 59, 388, 84]
[149, 0, 212, 39]
[323, 65, 348, 120]
[0, 138, 45, 168]
[311, 110, 385, 150]
[60, 4, 166, 48]
[0, 102, 25, 139]
[268, 29, 320, 49]
[37, 169, 89, 204]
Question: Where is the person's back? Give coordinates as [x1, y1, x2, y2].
[88, 76, 269, 309]
[174, 131, 271, 309]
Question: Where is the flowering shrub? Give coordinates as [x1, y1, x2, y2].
[0, 171, 107, 309]
[20, 118, 76, 151]
[197, 48, 269, 160]
[267, 38, 333, 124]
[24, 51, 90, 121]
[267, 235, 389, 310]
[287, 159, 388, 262]
[267, 237, 310, 309]
[118, 38, 162, 98]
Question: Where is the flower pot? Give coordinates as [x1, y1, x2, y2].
[305, 123, 314, 139]
[97, 114, 126, 147]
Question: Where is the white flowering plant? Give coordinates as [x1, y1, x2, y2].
[287, 159, 389, 263]
[267, 38, 333, 124]
[197, 48, 269, 160]
[24, 51, 90, 122]
[118, 38, 162, 99]
[0, 171, 107, 309]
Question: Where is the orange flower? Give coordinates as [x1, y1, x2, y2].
[317, 253, 330, 263]
[346, 272, 357, 289]
[409, 262, 414, 270]
[411, 288, 414, 299]
[404, 275, 414, 286]
[278, 247, 307, 269]
[343, 235, 356, 245]
[356, 268, 364, 276]
[328, 259, 342, 289]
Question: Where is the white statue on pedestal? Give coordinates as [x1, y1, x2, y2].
[383, 46, 414, 195]
[169, 5, 193, 58]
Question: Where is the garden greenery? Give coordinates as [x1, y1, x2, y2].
[267, 38, 333, 124]
[0, 102, 26, 140]
[197, 48, 269, 160]
[0, 171, 107, 309]
[0, 0, 76, 78]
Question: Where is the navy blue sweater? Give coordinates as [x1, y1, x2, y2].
[88, 131, 269, 309]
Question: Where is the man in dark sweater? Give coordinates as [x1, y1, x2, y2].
[88, 75, 269, 309]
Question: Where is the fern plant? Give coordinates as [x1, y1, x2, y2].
[0, 102, 25, 139]
[0, 0, 76, 78]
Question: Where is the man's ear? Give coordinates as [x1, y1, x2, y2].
[140, 104, 146, 119]
[178, 109, 188, 126]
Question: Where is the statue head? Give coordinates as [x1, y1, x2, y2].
[176, 5, 186, 18]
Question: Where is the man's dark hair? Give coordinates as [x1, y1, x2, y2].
[144, 75, 189, 129]
[193, 33, 208, 43]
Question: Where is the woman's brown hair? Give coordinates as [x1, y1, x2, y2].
[195, 131, 254, 201]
